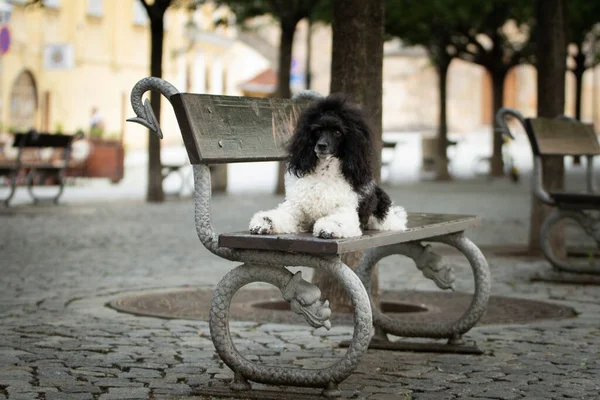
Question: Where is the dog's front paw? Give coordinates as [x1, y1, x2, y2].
[249, 215, 274, 235]
[313, 219, 344, 239]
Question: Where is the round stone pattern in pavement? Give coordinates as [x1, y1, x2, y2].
[108, 289, 577, 326]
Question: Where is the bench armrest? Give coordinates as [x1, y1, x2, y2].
[495, 107, 526, 140]
[192, 164, 237, 260]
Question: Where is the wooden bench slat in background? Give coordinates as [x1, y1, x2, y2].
[525, 118, 600, 156]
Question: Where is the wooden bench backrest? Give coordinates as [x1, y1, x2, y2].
[170, 93, 310, 164]
[13, 132, 77, 149]
[524, 118, 600, 156]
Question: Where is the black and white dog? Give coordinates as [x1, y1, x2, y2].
[249, 93, 407, 239]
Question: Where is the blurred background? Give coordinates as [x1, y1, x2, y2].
[0, 0, 598, 198]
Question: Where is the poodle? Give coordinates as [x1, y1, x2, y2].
[249, 93, 408, 239]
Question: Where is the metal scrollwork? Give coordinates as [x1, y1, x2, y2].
[209, 262, 372, 398]
[355, 234, 490, 341]
[541, 209, 600, 274]
[127, 77, 179, 139]
[414, 243, 455, 290]
[283, 271, 332, 330]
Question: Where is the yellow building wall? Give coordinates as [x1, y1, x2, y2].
[0, 0, 267, 151]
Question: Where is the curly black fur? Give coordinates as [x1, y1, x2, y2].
[287, 94, 393, 231]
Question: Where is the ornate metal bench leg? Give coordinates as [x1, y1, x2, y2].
[26, 170, 65, 205]
[353, 232, 490, 352]
[209, 261, 371, 396]
[322, 381, 341, 398]
[2, 170, 18, 207]
[540, 209, 600, 275]
[231, 371, 251, 391]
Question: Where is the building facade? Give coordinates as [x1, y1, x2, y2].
[0, 0, 269, 149]
[1, 0, 597, 154]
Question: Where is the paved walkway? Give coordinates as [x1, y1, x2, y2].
[1, 175, 599, 399]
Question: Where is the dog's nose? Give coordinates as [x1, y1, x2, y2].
[316, 143, 327, 151]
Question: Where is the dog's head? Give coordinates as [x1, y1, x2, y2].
[287, 94, 374, 189]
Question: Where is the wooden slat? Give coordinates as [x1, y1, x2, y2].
[218, 212, 481, 255]
[170, 93, 311, 164]
[526, 118, 600, 156]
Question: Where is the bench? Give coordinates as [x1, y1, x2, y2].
[127, 77, 491, 398]
[0, 130, 82, 207]
[161, 163, 191, 197]
[496, 108, 600, 276]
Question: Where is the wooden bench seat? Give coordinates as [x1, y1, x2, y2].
[220, 213, 480, 255]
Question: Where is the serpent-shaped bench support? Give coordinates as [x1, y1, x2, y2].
[541, 209, 600, 274]
[354, 234, 490, 346]
[210, 261, 372, 398]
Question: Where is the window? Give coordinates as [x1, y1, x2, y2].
[43, 0, 60, 8]
[133, 1, 148, 26]
[87, 0, 103, 17]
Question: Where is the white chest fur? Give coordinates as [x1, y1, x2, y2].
[286, 158, 358, 221]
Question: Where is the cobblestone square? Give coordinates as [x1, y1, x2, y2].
[1, 177, 599, 399]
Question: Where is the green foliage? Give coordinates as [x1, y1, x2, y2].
[214, 0, 273, 26]
[566, 0, 600, 69]
[567, 0, 600, 45]
[214, 0, 329, 28]
[89, 126, 104, 138]
[385, 0, 535, 70]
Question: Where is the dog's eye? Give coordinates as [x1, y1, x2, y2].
[334, 131, 342, 137]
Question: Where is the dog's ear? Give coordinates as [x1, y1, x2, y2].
[286, 111, 318, 177]
[340, 107, 374, 190]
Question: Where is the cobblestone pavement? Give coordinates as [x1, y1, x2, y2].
[1, 178, 599, 400]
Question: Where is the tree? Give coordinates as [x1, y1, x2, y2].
[385, 0, 458, 181]
[566, 1, 600, 122]
[531, 0, 568, 255]
[310, 0, 385, 312]
[138, 0, 206, 202]
[216, 0, 328, 194]
[138, 0, 172, 203]
[385, 1, 535, 179]
[450, 1, 535, 177]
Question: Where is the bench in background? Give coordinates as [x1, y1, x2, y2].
[0, 130, 83, 207]
[497, 108, 600, 278]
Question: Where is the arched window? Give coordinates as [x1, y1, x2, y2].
[10, 70, 38, 131]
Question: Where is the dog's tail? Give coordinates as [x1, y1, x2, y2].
[369, 186, 408, 231]
[292, 90, 324, 101]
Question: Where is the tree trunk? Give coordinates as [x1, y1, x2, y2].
[330, 0, 384, 180]
[574, 67, 585, 121]
[305, 16, 312, 90]
[490, 68, 507, 177]
[573, 54, 585, 165]
[147, 15, 165, 203]
[311, 0, 385, 312]
[531, 0, 567, 255]
[275, 22, 298, 195]
[435, 50, 452, 181]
